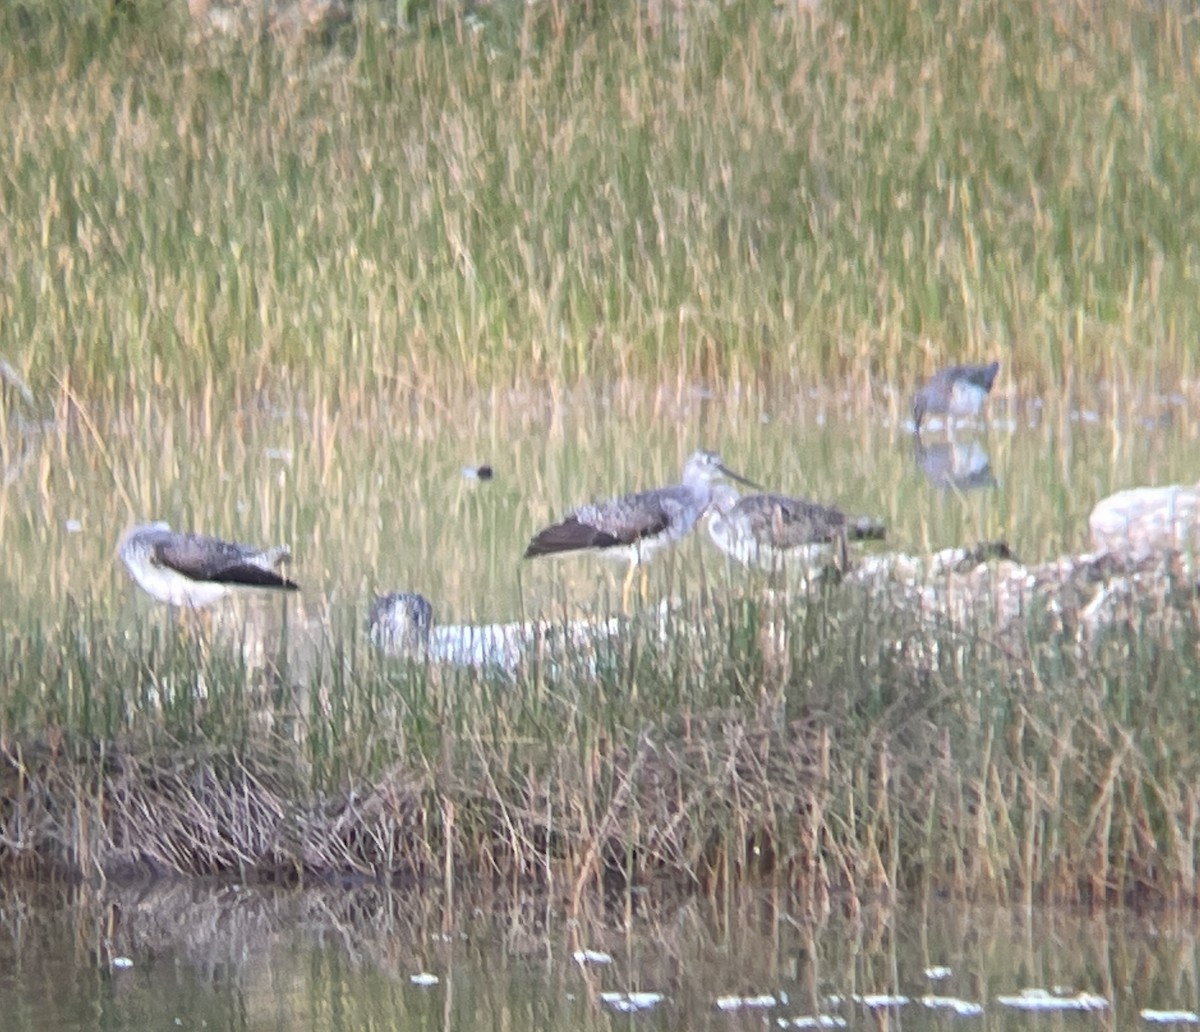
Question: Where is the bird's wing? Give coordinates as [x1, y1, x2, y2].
[759, 494, 846, 545]
[945, 361, 999, 391]
[525, 489, 680, 557]
[587, 490, 677, 544]
[154, 535, 298, 589]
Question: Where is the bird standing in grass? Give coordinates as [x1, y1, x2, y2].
[706, 485, 857, 576]
[911, 361, 1000, 435]
[523, 450, 759, 609]
[118, 522, 299, 609]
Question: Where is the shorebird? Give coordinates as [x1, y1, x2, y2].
[707, 485, 856, 576]
[368, 591, 621, 675]
[118, 522, 299, 609]
[911, 361, 1000, 435]
[523, 450, 760, 608]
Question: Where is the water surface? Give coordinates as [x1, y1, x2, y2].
[2, 378, 1195, 638]
[3, 881, 1199, 1031]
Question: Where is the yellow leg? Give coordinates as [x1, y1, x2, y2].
[619, 562, 653, 613]
[628, 564, 648, 612]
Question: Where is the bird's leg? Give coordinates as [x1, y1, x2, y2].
[621, 562, 637, 614]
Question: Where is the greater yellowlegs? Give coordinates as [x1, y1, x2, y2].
[368, 591, 622, 675]
[911, 361, 1000, 435]
[523, 450, 760, 608]
[707, 485, 854, 575]
[118, 522, 299, 609]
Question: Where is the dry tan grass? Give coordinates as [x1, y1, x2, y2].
[3, 578, 1199, 910]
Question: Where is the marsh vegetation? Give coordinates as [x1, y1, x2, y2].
[1, 0, 1199, 910]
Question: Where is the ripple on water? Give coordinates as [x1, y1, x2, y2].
[775, 1016, 847, 1029]
[995, 988, 1108, 1011]
[599, 991, 665, 1013]
[851, 993, 910, 1008]
[572, 949, 613, 965]
[716, 993, 777, 1011]
[921, 995, 984, 1017]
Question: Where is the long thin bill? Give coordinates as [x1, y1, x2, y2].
[718, 464, 764, 491]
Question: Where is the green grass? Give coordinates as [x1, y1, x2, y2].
[1, 0, 1199, 400]
[2, 0, 1200, 905]
[3, 574, 1200, 906]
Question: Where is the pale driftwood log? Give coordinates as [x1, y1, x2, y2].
[1088, 483, 1200, 558]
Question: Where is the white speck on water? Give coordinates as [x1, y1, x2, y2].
[996, 988, 1107, 1011]
[409, 972, 439, 987]
[716, 994, 777, 1011]
[922, 995, 984, 1016]
[925, 966, 953, 980]
[111, 956, 133, 969]
[852, 993, 910, 1008]
[572, 949, 613, 965]
[1142, 1010, 1200, 1024]
[776, 1016, 848, 1029]
[65, 519, 82, 533]
[599, 991, 665, 1012]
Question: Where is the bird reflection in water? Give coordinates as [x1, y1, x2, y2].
[912, 437, 996, 491]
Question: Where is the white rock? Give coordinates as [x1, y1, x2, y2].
[1089, 483, 1200, 558]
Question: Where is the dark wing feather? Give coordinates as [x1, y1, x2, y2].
[524, 516, 627, 557]
[961, 360, 1000, 391]
[767, 495, 849, 570]
[154, 535, 299, 590]
[757, 494, 846, 545]
[913, 361, 999, 427]
[729, 494, 849, 570]
[525, 489, 677, 558]
[581, 490, 676, 545]
[847, 515, 886, 541]
[935, 361, 1000, 392]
